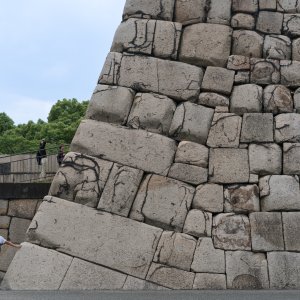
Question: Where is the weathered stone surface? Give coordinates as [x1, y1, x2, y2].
[207, 113, 242, 148]
[263, 84, 293, 113]
[98, 164, 143, 217]
[168, 163, 208, 185]
[249, 143, 282, 175]
[227, 55, 250, 70]
[231, 13, 255, 30]
[154, 231, 197, 271]
[0, 229, 8, 240]
[230, 84, 263, 114]
[9, 218, 31, 244]
[1, 243, 72, 290]
[60, 258, 127, 290]
[283, 14, 300, 37]
[209, 148, 250, 184]
[191, 238, 225, 273]
[86, 85, 134, 125]
[259, 0, 277, 10]
[283, 143, 300, 174]
[292, 37, 300, 60]
[275, 113, 300, 143]
[280, 60, 300, 87]
[259, 175, 300, 211]
[207, 0, 232, 25]
[215, 106, 229, 113]
[235, 71, 250, 84]
[232, 0, 258, 13]
[179, 23, 232, 67]
[250, 212, 284, 251]
[71, 120, 176, 176]
[27, 197, 163, 279]
[146, 263, 195, 290]
[256, 11, 283, 34]
[232, 30, 263, 57]
[282, 212, 300, 250]
[277, 0, 300, 12]
[226, 251, 269, 289]
[193, 184, 224, 213]
[295, 88, 300, 112]
[49, 152, 113, 208]
[169, 102, 214, 144]
[201, 67, 235, 95]
[193, 274, 226, 290]
[99, 52, 122, 85]
[127, 93, 176, 134]
[8, 200, 38, 219]
[224, 185, 260, 213]
[241, 113, 274, 143]
[183, 209, 212, 237]
[0, 216, 10, 229]
[174, 0, 206, 25]
[213, 214, 251, 250]
[250, 58, 280, 85]
[198, 93, 229, 108]
[0, 245, 18, 272]
[123, 0, 175, 21]
[0, 200, 8, 216]
[130, 175, 194, 231]
[263, 35, 291, 60]
[123, 276, 169, 290]
[249, 174, 259, 183]
[175, 141, 208, 168]
[268, 252, 300, 289]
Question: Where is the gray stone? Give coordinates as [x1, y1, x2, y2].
[169, 102, 214, 144]
[168, 163, 208, 185]
[193, 184, 224, 213]
[235, 71, 250, 84]
[193, 274, 226, 290]
[209, 148, 250, 184]
[0, 200, 8, 216]
[191, 238, 225, 273]
[250, 212, 284, 251]
[250, 58, 280, 85]
[232, 30, 264, 57]
[27, 196, 163, 279]
[8, 200, 38, 219]
[71, 120, 176, 176]
[0, 245, 18, 272]
[0, 229, 8, 239]
[275, 113, 300, 143]
[263, 84, 293, 113]
[277, 0, 300, 12]
[256, 11, 283, 34]
[292, 37, 300, 60]
[249, 174, 259, 183]
[215, 106, 229, 113]
[146, 263, 195, 290]
[207, 0, 232, 25]
[86, 85, 134, 125]
[198, 93, 229, 108]
[1, 242, 72, 290]
[127, 93, 176, 135]
[183, 209, 212, 237]
[98, 164, 143, 217]
[224, 184, 260, 213]
[240, 113, 274, 143]
[201, 67, 235, 95]
[226, 251, 269, 289]
[280, 60, 300, 87]
[295, 88, 300, 112]
[207, 113, 242, 148]
[227, 55, 250, 70]
[213, 214, 251, 250]
[232, 0, 258, 13]
[123, 0, 175, 21]
[230, 84, 263, 115]
[0, 216, 10, 229]
[263, 35, 292, 60]
[174, 0, 206, 25]
[122, 276, 168, 290]
[259, 175, 300, 211]
[283, 143, 300, 174]
[9, 218, 31, 244]
[179, 23, 232, 68]
[60, 258, 127, 290]
[154, 231, 197, 271]
[98, 52, 122, 85]
[231, 13, 255, 30]
[175, 141, 209, 168]
[282, 212, 300, 251]
[283, 14, 300, 37]
[259, 0, 277, 10]
[268, 252, 300, 289]
[249, 143, 282, 175]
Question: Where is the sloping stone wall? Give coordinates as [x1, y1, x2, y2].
[3, 0, 300, 290]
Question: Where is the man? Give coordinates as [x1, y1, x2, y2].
[0, 235, 21, 249]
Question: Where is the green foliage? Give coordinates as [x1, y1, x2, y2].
[0, 112, 14, 135]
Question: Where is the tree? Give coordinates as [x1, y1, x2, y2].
[0, 112, 14, 135]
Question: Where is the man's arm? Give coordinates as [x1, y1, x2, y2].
[5, 241, 22, 248]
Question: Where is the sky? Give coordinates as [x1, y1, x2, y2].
[0, 0, 125, 124]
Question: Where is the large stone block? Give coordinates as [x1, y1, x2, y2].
[174, 0, 206, 25]
[263, 35, 291, 60]
[169, 102, 214, 144]
[232, 0, 258, 13]
[256, 11, 283, 34]
[209, 148, 250, 184]
[27, 197, 163, 279]
[282, 212, 300, 251]
[275, 113, 300, 143]
[213, 213, 251, 250]
[123, 276, 168, 290]
[280, 60, 300, 87]
[179, 23, 232, 68]
[259, 0, 277, 10]
[8, 200, 38, 219]
[231, 13, 255, 30]
[292, 38, 300, 61]
[207, 0, 232, 25]
[1, 243, 72, 290]
[71, 120, 176, 176]
[99, 52, 122, 85]
[250, 58, 280, 85]
[183, 209, 212, 237]
[277, 0, 300, 12]
[259, 175, 300, 211]
[283, 143, 300, 174]
[193, 273, 226, 290]
[283, 14, 300, 37]
[127, 93, 176, 135]
[198, 93, 229, 108]
[227, 55, 250, 70]
[226, 251, 269, 289]
[250, 212, 284, 251]
[9, 218, 31, 244]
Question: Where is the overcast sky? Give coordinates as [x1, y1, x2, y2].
[0, 0, 125, 124]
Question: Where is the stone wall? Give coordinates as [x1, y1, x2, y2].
[3, 0, 300, 290]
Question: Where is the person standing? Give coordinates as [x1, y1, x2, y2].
[57, 144, 65, 166]
[38, 138, 47, 178]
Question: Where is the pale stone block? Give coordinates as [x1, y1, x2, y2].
[9, 218, 31, 244]
[0, 200, 8, 216]
[283, 14, 300, 37]
[71, 120, 176, 176]
[224, 184, 260, 213]
[86, 85, 134, 125]
[282, 212, 300, 250]
[0, 216, 10, 229]
[0, 245, 18, 272]
[179, 23, 232, 68]
[193, 184, 224, 213]
[235, 71, 250, 84]
[215, 106, 229, 113]
[123, 276, 168, 290]
[283, 143, 300, 174]
[174, 0, 206, 25]
[292, 38, 300, 60]
[277, 0, 300, 12]
[146, 263, 195, 290]
[191, 238, 225, 273]
[275, 113, 300, 143]
[98, 52, 122, 85]
[295, 87, 300, 112]
[280, 60, 300, 87]
[8, 200, 38, 219]
[232, 0, 258, 13]
[213, 214, 251, 250]
[256, 11, 283, 34]
[207, 0, 232, 25]
[250, 58, 280, 85]
[154, 231, 197, 271]
[250, 212, 284, 251]
[249, 174, 259, 183]
[193, 274, 226, 290]
[259, 0, 277, 10]
[231, 13, 255, 30]
[183, 209, 212, 237]
[198, 93, 229, 108]
[227, 55, 250, 70]
[264, 35, 292, 60]
[226, 251, 269, 289]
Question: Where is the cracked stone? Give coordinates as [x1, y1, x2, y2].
[256, 11, 283, 34]
[277, 0, 300, 12]
[282, 212, 300, 251]
[174, 0, 206, 25]
[292, 37, 300, 60]
[198, 93, 229, 108]
[250, 58, 280, 85]
[227, 55, 250, 70]
[193, 273, 226, 290]
[283, 143, 300, 174]
[263, 35, 292, 60]
[123, 276, 169, 290]
[98, 52, 122, 85]
[232, 0, 258, 13]
[207, 0, 232, 25]
[280, 60, 300, 87]
[183, 209, 212, 237]
[283, 14, 300, 37]
[275, 113, 300, 143]
[231, 13, 255, 30]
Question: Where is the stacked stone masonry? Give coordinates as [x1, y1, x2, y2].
[3, 0, 300, 290]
